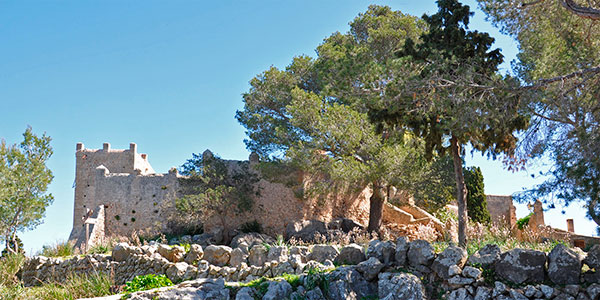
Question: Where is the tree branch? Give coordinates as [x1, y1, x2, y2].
[560, 0, 600, 20]
[523, 65, 600, 89]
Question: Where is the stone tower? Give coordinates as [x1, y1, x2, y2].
[71, 142, 155, 230]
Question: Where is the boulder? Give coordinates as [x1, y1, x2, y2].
[184, 244, 204, 264]
[305, 287, 326, 300]
[367, 240, 396, 266]
[328, 218, 364, 233]
[165, 262, 188, 282]
[111, 243, 142, 262]
[327, 266, 376, 300]
[267, 246, 288, 263]
[309, 245, 339, 263]
[462, 266, 482, 279]
[378, 272, 426, 300]
[585, 244, 600, 269]
[407, 240, 435, 268]
[203, 245, 232, 267]
[548, 243, 582, 285]
[447, 288, 473, 300]
[229, 232, 275, 249]
[263, 280, 292, 300]
[467, 244, 501, 267]
[229, 248, 248, 267]
[431, 245, 467, 279]
[158, 244, 186, 263]
[395, 236, 410, 266]
[129, 278, 229, 300]
[356, 257, 385, 281]
[248, 244, 268, 266]
[474, 286, 491, 300]
[285, 220, 328, 242]
[335, 243, 366, 265]
[495, 248, 546, 284]
[235, 286, 256, 300]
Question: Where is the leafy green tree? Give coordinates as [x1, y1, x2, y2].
[369, 0, 529, 246]
[0, 127, 53, 254]
[464, 166, 490, 224]
[172, 150, 260, 237]
[237, 5, 435, 232]
[478, 0, 600, 226]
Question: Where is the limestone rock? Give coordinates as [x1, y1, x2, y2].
[248, 244, 268, 266]
[356, 257, 385, 281]
[447, 287, 473, 300]
[431, 245, 467, 279]
[229, 248, 248, 267]
[495, 248, 546, 285]
[548, 243, 582, 285]
[129, 278, 229, 300]
[165, 262, 188, 282]
[267, 246, 288, 263]
[285, 219, 328, 242]
[309, 245, 339, 263]
[462, 266, 482, 279]
[112, 243, 142, 262]
[395, 236, 410, 266]
[474, 286, 491, 300]
[305, 287, 326, 300]
[334, 243, 366, 265]
[229, 232, 275, 249]
[327, 266, 376, 300]
[408, 240, 435, 268]
[367, 240, 396, 266]
[467, 244, 501, 267]
[585, 244, 600, 269]
[184, 244, 204, 265]
[158, 244, 186, 263]
[263, 280, 292, 300]
[378, 272, 426, 300]
[235, 286, 256, 300]
[203, 245, 232, 267]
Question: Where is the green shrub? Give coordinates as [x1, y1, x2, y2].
[516, 213, 532, 230]
[38, 240, 75, 257]
[464, 166, 491, 224]
[123, 274, 173, 294]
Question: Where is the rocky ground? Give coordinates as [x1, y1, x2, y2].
[22, 231, 600, 300]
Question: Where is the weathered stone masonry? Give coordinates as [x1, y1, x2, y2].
[69, 143, 180, 248]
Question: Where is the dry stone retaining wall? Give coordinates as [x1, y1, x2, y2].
[21, 236, 600, 299]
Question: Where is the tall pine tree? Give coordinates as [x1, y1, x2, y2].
[369, 0, 528, 246]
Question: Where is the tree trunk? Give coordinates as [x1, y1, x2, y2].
[368, 180, 385, 233]
[588, 198, 600, 226]
[450, 135, 468, 248]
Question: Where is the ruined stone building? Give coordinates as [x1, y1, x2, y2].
[68, 143, 460, 249]
[70, 143, 593, 249]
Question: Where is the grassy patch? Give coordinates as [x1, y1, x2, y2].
[123, 274, 173, 296]
[38, 240, 75, 257]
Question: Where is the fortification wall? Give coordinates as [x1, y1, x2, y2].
[69, 143, 443, 247]
[486, 194, 516, 228]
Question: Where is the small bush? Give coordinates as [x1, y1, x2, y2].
[87, 241, 113, 255]
[123, 274, 173, 294]
[240, 220, 262, 233]
[516, 213, 532, 230]
[0, 253, 26, 286]
[38, 240, 75, 257]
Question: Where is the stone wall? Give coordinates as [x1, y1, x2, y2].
[22, 236, 600, 300]
[69, 143, 445, 248]
[486, 195, 517, 228]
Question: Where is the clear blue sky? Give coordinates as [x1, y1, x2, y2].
[1, 0, 593, 254]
